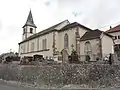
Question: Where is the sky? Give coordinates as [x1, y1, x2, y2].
[0, 0, 120, 54]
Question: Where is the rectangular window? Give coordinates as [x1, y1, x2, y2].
[42, 39, 44, 50]
[31, 42, 34, 52]
[44, 39, 47, 49]
[114, 36, 117, 40]
[119, 44, 120, 49]
[30, 28, 33, 33]
[118, 36, 120, 39]
[42, 39, 47, 50]
[37, 38, 39, 51]
[27, 42, 29, 52]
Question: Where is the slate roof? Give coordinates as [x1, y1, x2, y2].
[19, 20, 92, 44]
[59, 22, 92, 32]
[106, 24, 120, 33]
[80, 29, 113, 41]
[23, 10, 37, 28]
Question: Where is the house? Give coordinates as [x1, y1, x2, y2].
[106, 25, 120, 57]
[80, 29, 114, 61]
[18, 10, 114, 62]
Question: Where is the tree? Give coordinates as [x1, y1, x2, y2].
[69, 49, 79, 64]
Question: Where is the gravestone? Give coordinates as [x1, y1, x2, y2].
[61, 49, 69, 63]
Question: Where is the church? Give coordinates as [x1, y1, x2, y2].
[18, 10, 114, 62]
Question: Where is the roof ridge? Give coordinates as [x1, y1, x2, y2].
[37, 19, 70, 34]
[106, 24, 120, 33]
[60, 21, 92, 31]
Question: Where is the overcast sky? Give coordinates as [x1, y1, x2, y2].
[0, 0, 120, 54]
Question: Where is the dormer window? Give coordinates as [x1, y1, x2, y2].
[30, 28, 33, 33]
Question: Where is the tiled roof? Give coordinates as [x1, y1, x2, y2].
[106, 24, 120, 33]
[80, 29, 113, 41]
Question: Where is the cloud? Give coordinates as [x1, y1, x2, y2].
[1, 0, 120, 54]
[44, 1, 51, 7]
[29, 0, 37, 2]
[0, 20, 2, 31]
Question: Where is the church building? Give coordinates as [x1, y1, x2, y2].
[18, 10, 114, 62]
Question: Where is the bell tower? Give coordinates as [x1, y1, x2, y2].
[22, 10, 37, 40]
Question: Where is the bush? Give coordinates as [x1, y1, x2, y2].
[0, 64, 120, 88]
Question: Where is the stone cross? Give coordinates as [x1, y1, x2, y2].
[71, 44, 74, 51]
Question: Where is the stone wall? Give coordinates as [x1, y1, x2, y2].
[0, 64, 120, 88]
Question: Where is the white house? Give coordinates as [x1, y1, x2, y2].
[106, 25, 120, 57]
[18, 10, 114, 62]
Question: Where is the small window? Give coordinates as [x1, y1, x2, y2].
[118, 36, 120, 39]
[119, 44, 120, 49]
[31, 42, 34, 51]
[42, 39, 47, 50]
[113, 36, 117, 40]
[30, 28, 33, 33]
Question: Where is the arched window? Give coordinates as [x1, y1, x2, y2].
[64, 33, 69, 49]
[84, 41, 92, 54]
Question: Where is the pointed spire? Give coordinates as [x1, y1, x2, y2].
[23, 10, 37, 28]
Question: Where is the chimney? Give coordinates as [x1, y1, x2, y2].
[110, 26, 112, 29]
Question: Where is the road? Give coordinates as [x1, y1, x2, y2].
[0, 81, 38, 90]
[0, 81, 120, 90]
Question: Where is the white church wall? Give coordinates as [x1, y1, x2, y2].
[58, 26, 88, 55]
[80, 39, 101, 61]
[19, 32, 53, 58]
[80, 39, 100, 56]
[101, 34, 114, 57]
[26, 26, 36, 38]
[19, 24, 90, 59]
[58, 28, 76, 55]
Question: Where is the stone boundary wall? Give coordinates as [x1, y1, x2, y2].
[0, 64, 120, 88]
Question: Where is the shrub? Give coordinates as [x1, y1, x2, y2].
[0, 64, 120, 88]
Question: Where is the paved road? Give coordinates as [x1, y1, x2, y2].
[0, 81, 120, 90]
[0, 82, 37, 90]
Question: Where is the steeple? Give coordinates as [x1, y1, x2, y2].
[22, 10, 37, 40]
[23, 10, 37, 28]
